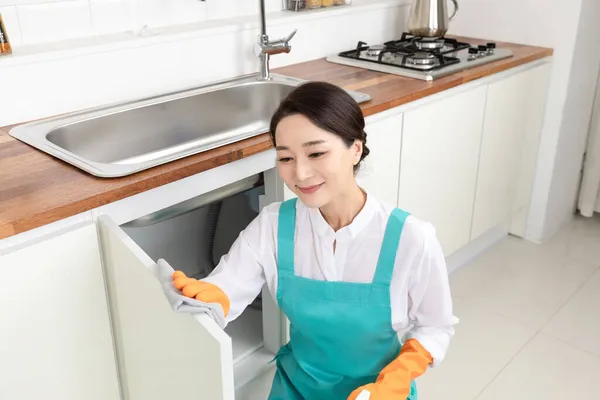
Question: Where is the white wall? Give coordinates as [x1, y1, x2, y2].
[540, 0, 600, 236]
[578, 66, 600, 215]
[448, 0, 600, 243]
[0, 0, 409, 126]
[0, 0, 283, 46]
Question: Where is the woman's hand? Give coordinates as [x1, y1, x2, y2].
[172, 271, 231, 317]
[347, 339, 432, 400]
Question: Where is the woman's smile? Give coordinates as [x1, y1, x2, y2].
[296, 183, 324, 194]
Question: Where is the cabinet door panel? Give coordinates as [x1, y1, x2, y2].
[98, 215, 234, 400]
[398, 87, 487, 256]
[471, 64, 551, 240]
[510, 63, 552, 236]
[0, 223, 120, 400]
[358, 112, 403, 206]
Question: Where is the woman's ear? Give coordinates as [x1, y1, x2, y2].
[352, 139, 363, 166]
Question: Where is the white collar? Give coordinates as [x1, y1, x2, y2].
[303, 189, 376, 241]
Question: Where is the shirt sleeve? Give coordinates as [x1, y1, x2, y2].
[404, 222, 458, 367]
[201, 203, 278, 322]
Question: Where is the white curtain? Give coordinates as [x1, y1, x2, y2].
[578, 72, 600, 217]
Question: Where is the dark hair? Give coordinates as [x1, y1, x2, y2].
[269, 81, 370, 174]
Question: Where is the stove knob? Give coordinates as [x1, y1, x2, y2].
[468, 47, 478, 61]
[477, 45, 488, 57]
[487, 42, 496, 49]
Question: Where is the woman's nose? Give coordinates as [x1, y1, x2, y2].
[295, 159, 313, 181]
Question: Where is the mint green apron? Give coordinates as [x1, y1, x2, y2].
[268, 198, 418, 400]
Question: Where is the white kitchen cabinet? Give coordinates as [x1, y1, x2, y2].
[509, 62, 552, 237]
[357, 110, 403, 206]
[398, 86, 487, 256]
[0, 223, 121, 400]
[0, 168, 289, 400]
[471, 62, 551, 240]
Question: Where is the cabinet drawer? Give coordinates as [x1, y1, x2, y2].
[98, 171, 285, 400]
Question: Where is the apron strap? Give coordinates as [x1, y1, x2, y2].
[277, 198, 298, 276]
[373, 208, 410, 286]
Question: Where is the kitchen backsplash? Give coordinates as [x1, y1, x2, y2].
[0, 0, 282, 46]
[0, 0, 409, 126]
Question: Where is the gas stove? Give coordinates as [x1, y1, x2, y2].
[326, 33, 514, 81]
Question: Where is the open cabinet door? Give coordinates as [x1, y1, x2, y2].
[97, 215, 235, 400]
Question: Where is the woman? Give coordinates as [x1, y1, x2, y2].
[172, 82, 457, 400]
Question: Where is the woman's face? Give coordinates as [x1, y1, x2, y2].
[274, 114, 363, 208]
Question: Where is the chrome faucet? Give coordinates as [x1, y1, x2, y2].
[255, 0, 297, 80]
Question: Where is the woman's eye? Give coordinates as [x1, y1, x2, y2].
[278, 157, 293, 163]
[309, 152, 325, 159]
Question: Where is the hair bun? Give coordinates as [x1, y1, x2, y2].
[360, 130, 370, 160]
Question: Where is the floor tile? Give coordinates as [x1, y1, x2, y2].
[566, 215, 600, 266]
[453, 254, 596, 331]
[416, 296, 536, 400]
[449, 229, 572, 299]
[542, 269, 600, 357]
[475, 334, 600, 400]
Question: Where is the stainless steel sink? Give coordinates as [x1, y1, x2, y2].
[9, 74, 371, 178]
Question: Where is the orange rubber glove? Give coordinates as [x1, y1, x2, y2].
[172, 271, 230, 317]
[347, 339, 433, 400]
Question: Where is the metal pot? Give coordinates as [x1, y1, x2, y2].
[407, 0, 459, 38]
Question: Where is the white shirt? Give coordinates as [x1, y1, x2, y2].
[203, 192, 458, 366]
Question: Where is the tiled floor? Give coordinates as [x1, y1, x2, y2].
[417, 215, 600, 400]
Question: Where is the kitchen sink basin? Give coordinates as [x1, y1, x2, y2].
[9, 74, 371, 178]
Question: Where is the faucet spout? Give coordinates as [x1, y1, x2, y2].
[256, 0, 297, 81]
[259, 0, 267, 37]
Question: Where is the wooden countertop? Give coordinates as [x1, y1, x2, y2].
[0, 37, 553, 240]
